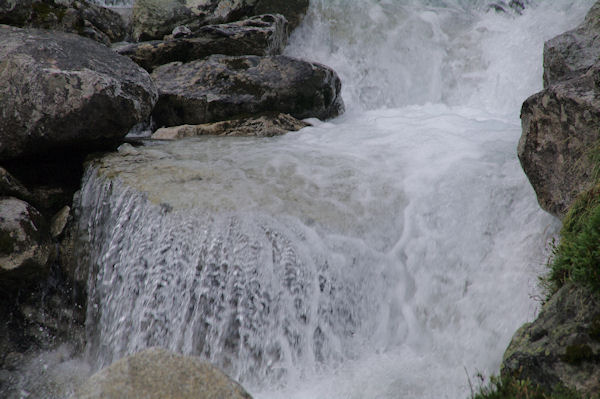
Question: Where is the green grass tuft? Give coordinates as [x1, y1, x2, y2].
[547, 185, 600, 295]
[472, 375, 587, 399]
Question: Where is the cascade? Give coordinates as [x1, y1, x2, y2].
[70, 1, 595, 398]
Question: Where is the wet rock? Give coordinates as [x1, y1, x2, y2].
[544, 2, 600, 87]
[116, 14, 287, 72]
[0, 0, 127, 45]
[0, 197, 51, 286]
[487, 1, 528, 15]
[0, 166, 31, 202]
[131, 0, 257, 42]
[518, 65, 600, 218]
[253, 0, 309, 31]
[152, 55, 344, 127]
[151, 112, 310, 139]
[502, 284, 600, 396]
[72, 347, 253, 399]
[0, 26, 158, 162]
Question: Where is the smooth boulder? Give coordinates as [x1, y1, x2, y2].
[518, 65, 600, 218]
[0, 26, 158, 161]
[0, 197, 51, 285]
[502, 284, 600, 396]
[0, 0, 127, 45]
[72, 347, 252, 399]
[544, 2, 600, 87]
[151, 112, 310, 139]
[116, 14, 287, 72]
[151, 55, 344, 127]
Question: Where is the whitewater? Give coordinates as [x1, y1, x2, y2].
[25, 1, 597, 398]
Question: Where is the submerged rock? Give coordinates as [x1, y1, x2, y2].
[72, 347, 253, 399]
[502, 284, 600, 396]
[116, 14, 288, 72]
[0, 0, 127, 45]
[544, 2, 600, 87]
[0, 197, 51, 287]
[518, 64, 600, 218]
[0, 26, 158, 161]
[151, 112, 310, 139]
[151, 55, 344, 127]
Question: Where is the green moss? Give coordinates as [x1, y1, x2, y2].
[589, 315, 600, 342]
[562, 344, 595, 365]
[31, 2, 66, 24]
[0, 229, 15, 254]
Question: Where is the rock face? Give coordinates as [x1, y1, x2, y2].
[116, 14, 288, 72]
[502, 285, 600, 396]
[72, 347, 253, 399]
[0, 0, 127, 45]
[0, 26, 158, 161]
[131, 0, 258, 41]
[518, 2, 600, 218]
[543, 2, 600, 87]
[131, 0, 309, 41]
[152, 55, 344, 127]
[518, 65, 600, 218]
[151, 112, 310, 139]
[0, 197, 51, 286]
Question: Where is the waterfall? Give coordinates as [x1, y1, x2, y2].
[74, 1, 595, 398]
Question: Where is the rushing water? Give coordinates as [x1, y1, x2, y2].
[54, 1, 596, 398]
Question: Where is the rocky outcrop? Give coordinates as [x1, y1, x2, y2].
[152, 55, 344, 127]
[0, 25, 158, 161]
[72, 347, 252, 399]
[131, 0, 308, 41]
[0, 197, 51, 287]
[518, 65, 600, 218]
[543, 2, 600, 88]
[131, 0, 258, 42]
[502, 284, 600, 396]
[518, 2, 600, 218]
[0, 0, 127, 45]
[151, 112, 310, 139]
[116, 14, 288, 72]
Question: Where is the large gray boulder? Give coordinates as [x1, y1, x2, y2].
[151, 55, 344, 127]
[0, 0, 127, 45]
[0, 26, 158, 161]
[502, 284, 600, 397]
[116, 14, 287, 72]
[72, 347, 252, 399]
[0, 197, 51, 286]
[131, 0, 308, 42]
[518, 64, 600, 218]
[544, 2, 600, 87]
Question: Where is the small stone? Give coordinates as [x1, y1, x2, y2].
[50, 206, 71, 239]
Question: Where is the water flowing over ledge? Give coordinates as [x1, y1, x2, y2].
[64, 1, 597, 398]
